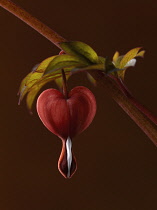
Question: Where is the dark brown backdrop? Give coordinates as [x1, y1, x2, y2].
[0, 0, 157, 209]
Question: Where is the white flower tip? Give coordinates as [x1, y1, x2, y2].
[66, 137, 72, 178]
[124, 59, 136, 68]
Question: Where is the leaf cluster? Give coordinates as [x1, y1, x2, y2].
[18, 41, 145, 111]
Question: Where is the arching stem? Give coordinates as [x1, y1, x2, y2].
[89, 71, 157, 146]
[110, 75, 157, 125]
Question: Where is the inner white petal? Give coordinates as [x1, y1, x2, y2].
[124, 59, 136, 67]
[66, 136, 72, 178]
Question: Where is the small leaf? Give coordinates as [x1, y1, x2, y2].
[119, 47, 141, 69]
[113, 56, 123, 68]
[137, 50, 145, 57]
[44, 54, 88, 75]
[35, 55, 57, 73]
[111, 48, 145, 80]
[113, 51, 119, 63]
[19, 71, 43, 102]
[26, 70, 71, 111]
[98, 56, 106, 64]
[18, 56, 57, 103]
[26, 80, 48, 111]
[60, 41, 99, 64]
[18, 72, 32, 96]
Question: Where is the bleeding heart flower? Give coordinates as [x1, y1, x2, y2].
[37, 86, 96, 178]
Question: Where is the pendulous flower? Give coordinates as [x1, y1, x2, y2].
[37, 86, 96, 178]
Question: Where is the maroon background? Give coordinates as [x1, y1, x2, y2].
[0, 0, 157, 209]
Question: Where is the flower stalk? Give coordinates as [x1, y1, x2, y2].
[89, 71, 157, 146]
[1, 0, 157, 146]
[110, 75, 157, 125]
[61, 69, 68, 99]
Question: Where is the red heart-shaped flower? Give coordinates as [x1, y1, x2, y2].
[37, 86, 96, 178]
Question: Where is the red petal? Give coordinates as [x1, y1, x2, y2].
[67, 86, 97, 137]
[37, 86, 96, 139]
[37, 89, 70, 139]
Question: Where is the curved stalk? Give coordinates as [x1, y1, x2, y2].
[1, 0, 157, 146]
[111, 76, 157, 125]
[61, 69, 68, 99]
[89, 71, 157, 146]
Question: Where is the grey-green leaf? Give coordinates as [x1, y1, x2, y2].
[44, 54, 88, 75]
[60, 41, 99, 64]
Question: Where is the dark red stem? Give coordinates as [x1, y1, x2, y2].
[110, 75, 157, 125]
[61, 69, 68, 99]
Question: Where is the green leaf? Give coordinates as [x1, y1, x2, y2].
[18, 72, 32, 99]
[35, 55, 57, 73]
[111, 56, 126, 80]
[19, 71, 43, 103]
[98, 56, 106, 64]
[26, 70, 71, 111]
[119, 47, 141, 69]
[111, 48, 145, 80]
[71, 63, 105, 74]
[26, 80, 48, 112]
[44, 54, 88, 75]
[113, 51, 119, 63]
[18, 56, 57, 103]
[113, 56, 124, 68]
[60, 41, 99, 64]
[137, 50, 145, 57]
